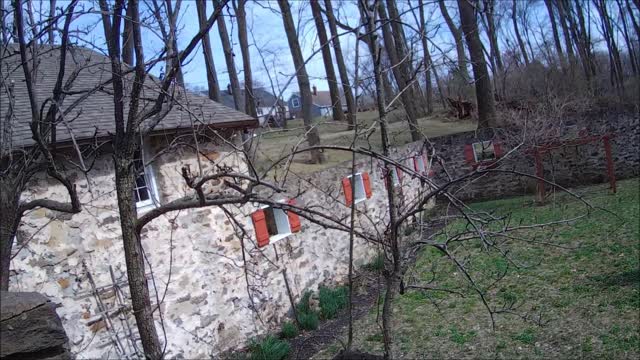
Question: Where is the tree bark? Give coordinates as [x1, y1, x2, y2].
[47, 0, 56, 44]
[114, 160, 162, 359]
[512, 0, 530, 66]
[218, 12, 242, 110]
[361, 4, 401, 358]
[483, 0, 503, 73]
[278, 0, 324, 163]
[323, 0, 355, 129]
[594, 0, 624, 93]
[544, 0, 566, 68]
[458, 0, 496, 128]
[234, 0, 257, 117]
[379, 0, 421, 141]
[556, 0, 578, 66]
[310, 1, 344, 123]
[438, 0, 469, 84]
[0, 181, 20, 290]
[196, 0, 221, 102]
[418, 0, 434, 114]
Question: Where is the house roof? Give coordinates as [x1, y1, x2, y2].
[289, 90, 347, 108]
[0, 44, 257, 148]
[215, 87, 286, 111]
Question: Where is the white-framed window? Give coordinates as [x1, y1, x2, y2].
[261, 202, 292, 243]
[291, 97, 300, 108]
[257, 107, 263, 115]
[133, 144, 159, 209]
[472, 141, 496, 162]
[347, 173, 367, 204]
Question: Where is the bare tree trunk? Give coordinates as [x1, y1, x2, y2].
[233, 0, 257, 117]
[512, 0, 530, 66]
[310, 1, 344, 123]
[0, 182, 20, 290]
[196, 0, 221, 102]
[438, 0, 469, 84]
[324, 0, 355, 129]
[617, 0, 638, 75]
[483, 0, 504, 72]
[379, 0, 421, 141]
[417, 0, 434, 114]
[556, 0, 578, 66]
[594, 0, 624, 94]
[122, 2, 133, 65]
[2, 0, 81, 291]
[217, 12, 242, 110]
[115, 160, 162, 359]
[361, 4, 400, 358]
[47, 0, 56, 44]
[277, 0, 324, 163]
[544, 0, 566, 67]
[458, 0, 496, 128]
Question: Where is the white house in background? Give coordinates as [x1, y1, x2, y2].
[217, 87, 290, 127]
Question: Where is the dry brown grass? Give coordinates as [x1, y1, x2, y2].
[251, 109, 476, 175]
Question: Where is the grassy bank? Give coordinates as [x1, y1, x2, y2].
[316, 179, 640, 359]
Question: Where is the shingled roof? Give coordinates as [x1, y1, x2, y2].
[0, 44, 257, 148]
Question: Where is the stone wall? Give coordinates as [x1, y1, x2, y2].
[10, 136, 432, 358]
[428, 113, 639, 201]
[11, 114, 636, 358]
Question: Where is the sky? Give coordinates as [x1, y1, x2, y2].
[28, 0, 618, 101]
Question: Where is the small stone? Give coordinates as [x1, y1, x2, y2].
[57, 278, 70, 289]
[89, 320, 106, 333]
[175, 294, 191, 303]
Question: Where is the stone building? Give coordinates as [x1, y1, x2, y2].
[2, 45, 435, 358]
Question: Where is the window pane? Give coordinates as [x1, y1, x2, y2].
[264, 208, 278, 236]
[138, 187, 150, 201]
[136, 175, 148, 189]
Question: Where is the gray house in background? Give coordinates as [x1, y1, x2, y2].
[287, 85, 348, 119]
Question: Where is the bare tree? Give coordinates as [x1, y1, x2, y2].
[310, 0, 345, 124]
[416, 0, 434, 114]
[1, 0, 80, 290]
[378, 0, 421, 141]
[323, 0, 356, 130]
[277, 0, 324, 164]
[196, 0, 221, 102]
[218, 7, 241, 110]
[458, 0, 496, 128]
[512, 0, 530, 66]
[438, 0, 470, 85]
[97, 0, 230, 356]
[233, 0, 257, 117]
[544, 0, 566, 68]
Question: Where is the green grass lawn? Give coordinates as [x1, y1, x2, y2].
[252, 109, 476, 175]
[315, 179, 640, 359]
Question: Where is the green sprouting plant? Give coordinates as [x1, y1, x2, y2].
[318, 286, 348, 319]
[298, 311, 319, 331]
[248, 336, 290, 360]
[280, 321, 298, 339]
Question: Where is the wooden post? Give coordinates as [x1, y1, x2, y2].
[603, 135, 617, 193]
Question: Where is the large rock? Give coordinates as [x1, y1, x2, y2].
[0, 291, 70, 359]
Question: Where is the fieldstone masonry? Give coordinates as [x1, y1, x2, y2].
[9, 135, 432, 358]
[7, 114, 637, 358]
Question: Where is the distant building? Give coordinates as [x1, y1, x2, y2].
[287, 85, 349, 119]
[213, 86, 290, 127]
